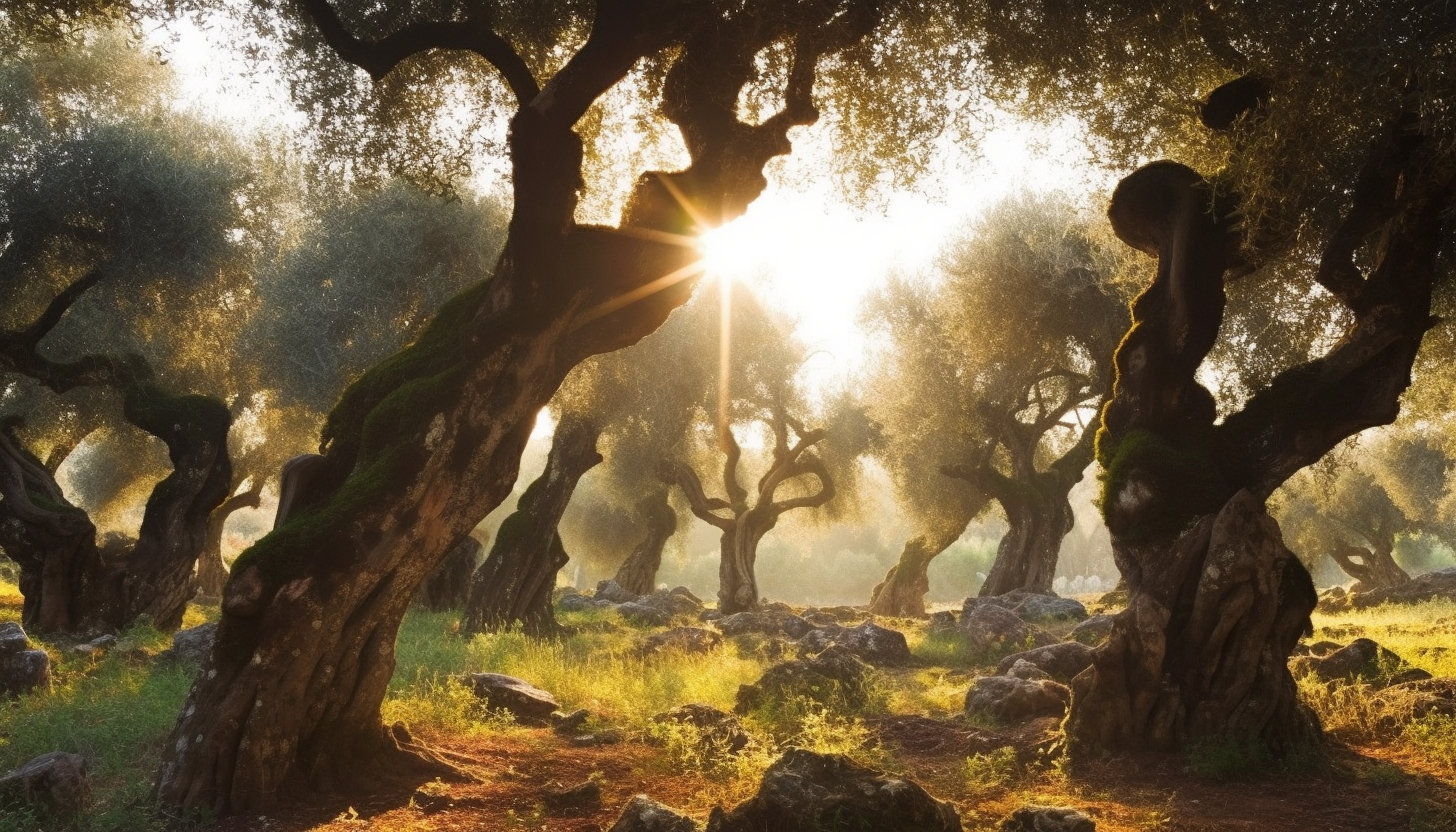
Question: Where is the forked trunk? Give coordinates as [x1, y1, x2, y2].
[717, 521, 770, 615]
[1067, 106, 1451, 759]
[461, 417, 601, 636]
[415, 535, 484, 611]
[1329, 543, 1411, 590]
[868, 528, 964, 618]
[197, 486, 264, 599]
[978, 478, 1076, 597]
[0, 386, 231, 634]
[612, 490, 677, 596]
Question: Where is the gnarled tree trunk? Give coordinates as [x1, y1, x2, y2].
[415, 534, 485, 611]
[612, 489, 677, 596]
[867, 525, 967, 618]
[664, 410, 835, 615]
[0, 385, 232, 633]
[154, 1, 880, 815]
[1066, 99, 1452, 758]
[197, 484, 264, 599]
[460, 417, 601, 636]
[1329, 543, 1411, 591]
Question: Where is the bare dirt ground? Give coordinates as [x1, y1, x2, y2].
[209, 722, 1456, 832]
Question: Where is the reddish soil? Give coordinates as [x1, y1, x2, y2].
[208, 724, 1456, 832]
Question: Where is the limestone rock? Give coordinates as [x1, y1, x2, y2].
[464, 672, 560, 722]
[714, 609, 816, 640]
[0, 751, 90, 818]
[652, 704, 750, 754]
[1290, 638, 1412, 684]
[735, 646, 870, 714]
[638, 627, 723, 657]
[616, 601, 673, 627]
[797, 621, 912, 667]
[0, 622, 49, 697]
[927, 611, 959, 634]
[960, 604, 1058, 654]
[965, 676, 1070, 723]
[157, 622, 218, 667]
[704, 749, 960, 832]
[1005, 659, 1052, 682]
[543, 780, 602, 813]
[999, 805, 1095, 832]
[1068, 615, 1115, 646]
[596, 579, 641, 605]
[607, 795, 700, 832]
[996, 642, 1096, 683]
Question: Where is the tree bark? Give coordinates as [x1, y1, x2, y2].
[664, 410, 835, 615]
[196, 484, 265, 599]
[414, 534, 484, 611]
[1328, 543, 1411, 591]
[0, 384, 232, 633]
[1066, 107, 1452, 758]
[867, 525, 966, 618]
[155, 1, 880, 815]
[460, 417, 601, 636]
[611, 489, 677, 596]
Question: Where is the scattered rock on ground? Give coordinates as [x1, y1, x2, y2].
[999, 805, 1096, 832]
[616, 601, 673, 627]
[797, 621, 912, 667]
[638, 627, 723, 658]
[607, 794, 700, 832]
[637, 590, 703, 617]
[960, 604, 1058, 654]
[714, 609, 816, 640]
[996, 642, 1095, 683]
[596, 579, 641, 605]
[0, 751, 90, 818]
[1291, 639, 1343, 657]
[1289, 638, 1417, 685]
[927, 611, 958, 634]
[1005, 659, 1052, 682]
[965, 675, 1070, 723]
[965, 591, 1087, 623]
[0, 622, 49, 697]
[652, 704, 750, 754]
[558, 590, 608, 613]
[569, 728, 624, 747]
[464, 672, 559, 723]
[542, 780, 602, 813]
[157, 622, 217, 667]
[1068, 615, 1114, 646]
[1328, 567, 1456, 611]
[72, 634, 117, 656]
[703, 748, 960, 832]
[735, 646, 870, 714]
[1373, 676, 1456, 726]
[550, 708, 590, 734]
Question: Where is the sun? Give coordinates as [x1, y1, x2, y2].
[697, 220, 762, 281]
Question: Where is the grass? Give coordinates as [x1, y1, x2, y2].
[0, 579, 1452, 830]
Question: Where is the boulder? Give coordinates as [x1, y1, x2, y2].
[653, 703, 750, 754]
[616, 601, 674, 627]
[960, 604, 1058, 654]
[797, 621, 912, 667]
[157, 622, 218, 667]
[1005, 659, 1052, 682]
[0, 751, 90, 818]
[559, 592, 608, 613]
[1290, 638, 1413, 684]
[608, 795, 700, 832]
[1014, 594, 1088, 622]
[1068, 615, 1114, 646]
[596, 579, 641, 605]
[704, 749, 960, 832]
[965, 676, 1070, 723]
[926, 611, 959, 634]
[999, 805, 1096, 832]
[639, 627, 723, 657]
[638, 591, 703, 618]
[714, 609, 816, 640]
[1373, 676, 1456, 724]
[0, 622, 49, 697]
[735, 646, 870, 714]
[542, 780, 602, 813]
[996, 642, 1096, 683]
[464, 672, 560, 722]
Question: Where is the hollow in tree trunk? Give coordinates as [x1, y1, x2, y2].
[461, 417, 601, 636]
[1065, 99, 1452, 758]
[153, 2, 881, 815]
[612, 489, 677, 596]
[196, 484, 264, 599]
[415, 534, 485, 611]
[663, 410, 834, 614]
